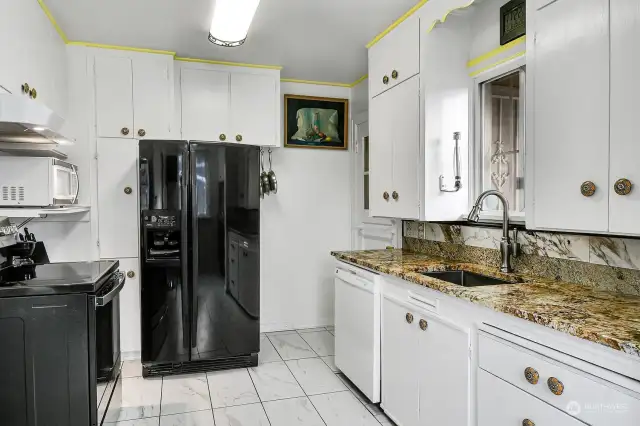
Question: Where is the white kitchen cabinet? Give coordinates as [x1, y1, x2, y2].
[94, 53, 173, 139]
[95, 56, 134, 139]
[419, 312, 470, 426]
[381, 296, 420, 426]
[369, 15, 420, 98]
[97, 138, 139, 259]
[478, 369, 585, 426]
[369, 75, 420, 219]
[113, 257, 141, 355]
[180, 67, 230, 142]
[230, 72, 277, 146]
[609, 0, 640, 234]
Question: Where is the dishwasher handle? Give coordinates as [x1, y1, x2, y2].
[335, 268, 375, 292]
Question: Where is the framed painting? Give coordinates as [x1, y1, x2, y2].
[284, 95, 349, 150]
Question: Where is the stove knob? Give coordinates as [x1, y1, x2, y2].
[151, 216, 157, 223]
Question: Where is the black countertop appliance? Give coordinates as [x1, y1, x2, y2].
[0, 258, 125, 426]
[139, 140, 260, 376]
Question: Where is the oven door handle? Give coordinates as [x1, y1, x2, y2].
[95, 272, 125, 307]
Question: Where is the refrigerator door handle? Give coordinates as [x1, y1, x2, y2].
[189, 145, 199, 348]
[181, 143, 191, 352]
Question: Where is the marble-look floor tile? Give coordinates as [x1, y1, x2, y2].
[286, 358, 347, 395]
[259, 334, 282, 364]
[365, 403, 383, 416]
[248, 361, 305, 401]
[267, 332, 317, 360]
[296, 327, 327, 334]
[97, 382, 107, 405]
[104, 377, 162, 422]
[213, 403, 270, 426]
[121, 360, 143, 378]
[263, 396, 325, 426]
[300, 330, 335, 356]
[161, 374, 211, 415]
[207, 368, 260, 408]
[104, 417, 160, 426]
[160, 410, 215, 426]
[310, 391, 379, 426]
[320, 356, 340, 372]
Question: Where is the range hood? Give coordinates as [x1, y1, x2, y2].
[0, 94, 74, 146]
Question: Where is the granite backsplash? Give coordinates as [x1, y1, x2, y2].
[403, 221, 640, 297]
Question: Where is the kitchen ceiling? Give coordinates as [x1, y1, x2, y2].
[44, 0, 419, 84]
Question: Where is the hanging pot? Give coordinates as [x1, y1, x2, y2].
[260, 149, 270, 196]
[267, 148, 278, 194]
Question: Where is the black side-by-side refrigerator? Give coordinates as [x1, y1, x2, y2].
[138, 140, 260, 376]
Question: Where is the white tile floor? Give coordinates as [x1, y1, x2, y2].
[107, 327, 396, 426]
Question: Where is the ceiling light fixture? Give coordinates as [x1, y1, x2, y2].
[209, 0, 261, 47]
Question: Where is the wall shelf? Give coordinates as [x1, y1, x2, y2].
[0, 206, 90, 218]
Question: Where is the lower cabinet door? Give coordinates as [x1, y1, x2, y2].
[478, 369, 586, 426]
[381, 296, 420, 426]
[113, 257, 141, 356]
[97, 138, 139, 259]
[0, 294, 90, 426]
[419, 312, 471, 426]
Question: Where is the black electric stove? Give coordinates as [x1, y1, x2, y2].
[0, 260, 119, 297]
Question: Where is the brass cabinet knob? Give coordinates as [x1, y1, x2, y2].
[524, 367, 539, 385]
[405, 313, 414, 324]
[383, 75, 389, 85]
[522, 420, 535, 426]
[580, 181, 596, 197]
[124, 186, 132, 195]
[21, 83, 30, 94]
[138, 129, 146, 137]
[127, 270, 135, 279]
[121, 127, 130, 136]
[392, 191, 399, 200]
[383, 191, 390, 201]
[391, 70, 399, 79]
[614, 178, 632, 195]
[419, 319, 428, 330]
[29, 88, 37, 99]
[547, 377, 564, 395]
[236, 134, 243, 142]
[219, 133, 227, 141]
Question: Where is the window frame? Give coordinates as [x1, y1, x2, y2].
[471, 56, 527, 224]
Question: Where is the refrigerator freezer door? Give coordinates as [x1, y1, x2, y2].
[139, 140, 192, 363]
[189, 143, 260, 361]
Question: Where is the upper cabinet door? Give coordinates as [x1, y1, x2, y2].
[609, 0, 640, 235]
[390, 76, 420, 220]
[133, 56, 174, 140]
[369, 88, 394, 218]
[369, 15, 420, 98]
[181, 68, 230, 142]
[97, 138, 139, 259]
[230, 73, 277, 146]
[95, 56, 134, 138]
[530, 0, 609, 232]
[419, 312, 470, 426]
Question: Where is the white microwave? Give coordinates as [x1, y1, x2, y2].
[0, 157, 79, 207]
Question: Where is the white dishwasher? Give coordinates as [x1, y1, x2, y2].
[334, 260, 381, 403]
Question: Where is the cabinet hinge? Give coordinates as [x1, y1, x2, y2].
[355, 140, 359, 154]
[94, 153, 98, 160]
[96, 240, 100, 247]
[469, 345, 472, 359]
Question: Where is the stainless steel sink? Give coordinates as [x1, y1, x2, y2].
[421, 270, 516, 287]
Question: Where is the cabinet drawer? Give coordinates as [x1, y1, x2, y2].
[478, 369, 585, 426]
[369, 16, 420, 98]
[479, 333, 640, 425]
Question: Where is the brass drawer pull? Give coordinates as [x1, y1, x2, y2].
[419, 319, 428, 330]
[522, 420, 535, 426]
[547, 377, 564, 395]
[121, 127, 130, 136]
[391, 70, 398, 79]
[138, 129, 146, 137]
[124, 186, 132, 195]
[29, 88, 37, 99]
[127, 270, 135, 279]
[405, 313, 414, 324]
[220, 133, 227, 141]
[383, 75, 389, 85]
[614, 178, 632, 195]
[236, 134, 243, 142]
[392, 191, 399, 200]
[581, 181, 596, 197]
[524, 367, 539, 385]
[21, 83, 30, 94]
[383, 191, 390, 201]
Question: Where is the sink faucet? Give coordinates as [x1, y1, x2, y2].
[468, 190, 515, 273]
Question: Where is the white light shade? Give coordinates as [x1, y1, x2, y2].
[209, 0, 261, 47]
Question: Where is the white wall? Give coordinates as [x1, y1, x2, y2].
[260, 82, 352, 331]
[351, 79, 368, 116]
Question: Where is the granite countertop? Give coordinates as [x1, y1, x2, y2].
[332, 249, 640, 359]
